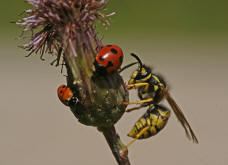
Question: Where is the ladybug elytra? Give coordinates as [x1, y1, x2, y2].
[57, 85, 79, 106]
[94, 45, 123, 74]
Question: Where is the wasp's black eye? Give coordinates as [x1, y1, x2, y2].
[135, 71, 143, 80]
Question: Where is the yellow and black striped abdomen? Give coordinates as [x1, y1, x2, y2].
[128, 104, 170, 139]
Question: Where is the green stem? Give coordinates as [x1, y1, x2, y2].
[101, 126, 131, 165]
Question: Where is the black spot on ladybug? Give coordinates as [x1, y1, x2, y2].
[107, 61, 114, 67]
[111, 48, 118, 54]
[60, 90, 63, 94]
[119, 56, 123, 63]
[62, 85, 66, 88]
[107, 45, 112, 47]
[99, 56, 104, 61]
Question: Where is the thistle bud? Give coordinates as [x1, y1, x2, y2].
[16, 0, 128, 128]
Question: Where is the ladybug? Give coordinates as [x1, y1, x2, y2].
[94, 45, 123, 74]
[57, 85, 79, 106]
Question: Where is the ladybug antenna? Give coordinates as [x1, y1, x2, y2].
[118, 62, 138, 73]
[130, 53, 143, 70]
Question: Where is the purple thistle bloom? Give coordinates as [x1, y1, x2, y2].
[16, 0, 113, 65]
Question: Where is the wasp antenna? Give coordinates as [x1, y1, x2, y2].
[118, 62, 138, 73]
[130, 53, 143, 69]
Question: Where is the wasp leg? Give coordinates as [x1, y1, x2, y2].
[126, 106, 144, 113]
[121, 126, 150, 157]
[122, 98, 153, 105]
[126, 82, 149, 91]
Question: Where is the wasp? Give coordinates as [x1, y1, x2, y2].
[120, 53, 198, 156]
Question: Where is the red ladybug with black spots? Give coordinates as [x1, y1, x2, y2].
[57, 85, 79, 106]
[94, 45, 123, 74]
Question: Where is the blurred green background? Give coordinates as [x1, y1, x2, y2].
[108, 0, 228, 37]
[1, 1, 228, 165]
[1, 0, 228, 38]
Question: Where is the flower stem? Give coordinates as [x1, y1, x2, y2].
[101, 126, 131, 165]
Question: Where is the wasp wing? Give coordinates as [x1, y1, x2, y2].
[162, 88, 199, 144]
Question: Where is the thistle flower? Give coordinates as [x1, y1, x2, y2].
[16, 0, 109, 64]
[16, 0, 130, 164]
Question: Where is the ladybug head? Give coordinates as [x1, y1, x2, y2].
[128, 53, 152, 84]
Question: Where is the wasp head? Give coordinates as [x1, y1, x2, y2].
[128, 53, 152, 85]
